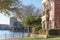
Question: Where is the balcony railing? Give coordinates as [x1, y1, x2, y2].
[42, 15, 46, 18]
[41, 15, 46, 21]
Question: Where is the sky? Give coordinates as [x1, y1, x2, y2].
[0, 0, 42, 25]
[22, 0, 42, 9]
[0, 13, 10, 25]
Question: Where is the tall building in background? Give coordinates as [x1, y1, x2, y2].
[42, 0, 60, 29]
[10, 16, 17, 27]
[10, 16, 23, 30]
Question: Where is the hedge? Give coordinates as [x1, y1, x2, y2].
[49, 29, 60, 35]
[39, 29, 60, 35]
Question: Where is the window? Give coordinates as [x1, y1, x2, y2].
[49, 20, 52, 28]
[43, 21, 45, 29]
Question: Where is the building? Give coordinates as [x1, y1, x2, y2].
[0, 24, 9, 30]
[10, 16, 17, 27]
[42, 0, 60, 29]
[10, 16, 23, 30]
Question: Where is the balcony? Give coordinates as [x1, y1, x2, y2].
[42, 12, 49, 21]
[41, 15, 46, 21]
[42, 2, 50, 10]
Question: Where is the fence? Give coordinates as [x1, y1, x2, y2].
[1, 32, 25, 40]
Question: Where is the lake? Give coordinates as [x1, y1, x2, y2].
[0, 30, 25, 39]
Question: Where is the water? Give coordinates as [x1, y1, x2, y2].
[0, 30, 25, 39]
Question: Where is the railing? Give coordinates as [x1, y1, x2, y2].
[0, 32, 25, 40]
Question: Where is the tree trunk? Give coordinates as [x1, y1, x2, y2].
[27, 27, 30, 37]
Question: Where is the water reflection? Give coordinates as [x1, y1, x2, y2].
[0, 30, 25, 38]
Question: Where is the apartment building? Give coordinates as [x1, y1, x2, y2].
[42, 0, 60, 29]
[10, 16, 17, 27]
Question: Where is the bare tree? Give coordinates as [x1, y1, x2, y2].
[34, 8, 42, 16]
[20, 4, 36, 18]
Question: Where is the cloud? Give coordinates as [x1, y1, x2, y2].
[0, 13, 10, 25]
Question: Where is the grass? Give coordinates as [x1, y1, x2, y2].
[19, 37, 60, 40]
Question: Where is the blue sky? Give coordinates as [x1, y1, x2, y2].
[0, 0, 42, 25]
[22, 0, 42, 9]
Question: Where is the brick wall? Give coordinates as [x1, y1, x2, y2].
[54, 0, 60, 28]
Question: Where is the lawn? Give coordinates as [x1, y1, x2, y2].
[19, 37, 60, 40]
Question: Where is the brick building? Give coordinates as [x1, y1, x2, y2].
[42, 0, 60, 29]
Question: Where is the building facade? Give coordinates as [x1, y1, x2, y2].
[10, 16, 23, 29]
[42, 0, 60, 29]
[10, 16, 17, 27]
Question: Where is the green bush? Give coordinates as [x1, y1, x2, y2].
[39, 29, 49, 35]
[39, 29, 60, 35]
[32, 27, 41, 34]
[49, 29, 60, 35]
